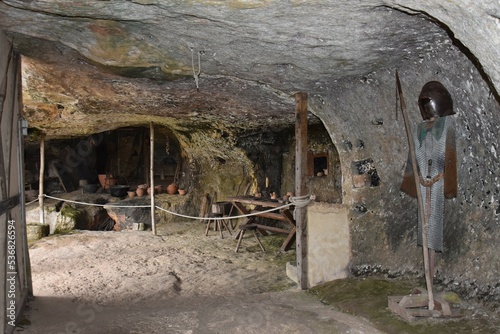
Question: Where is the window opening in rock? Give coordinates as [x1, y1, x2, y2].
[311, 153, 328, 177]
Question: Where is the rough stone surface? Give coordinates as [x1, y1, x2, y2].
[26, 224, 50, 242]
[104, 197, 151, 231]
[0, 1, 480, 137]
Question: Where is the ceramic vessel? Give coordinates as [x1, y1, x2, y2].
[154, 185, 162, 194]
[136, 187, 145, 197]
[127, 191, 136, 198]
[166, 183, 178, 195]
[98, 174, 117, 189]
[109, 185, 130, 197]
[81, 184, 99, 194]
[178, 189, 187, 196]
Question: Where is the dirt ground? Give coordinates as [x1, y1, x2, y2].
[15, 221, 384, 334]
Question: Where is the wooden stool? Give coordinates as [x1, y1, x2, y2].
[234, 224, 265, 252]
[205, 213, 232, 239]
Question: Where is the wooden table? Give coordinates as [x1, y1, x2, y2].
[227, 196, 296, 252]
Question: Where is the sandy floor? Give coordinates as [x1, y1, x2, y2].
[15, 221, 383, 334]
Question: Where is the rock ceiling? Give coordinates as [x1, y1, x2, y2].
[0, 0, 499, 137]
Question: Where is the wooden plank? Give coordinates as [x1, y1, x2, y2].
[0, 44, 31, 334]
[0, 195, 19, 216]
[250, 210, 287, 221]
[253, 223, 289, 234]
[281, 226, 297, 251]
[399, 294, 429, 308]
[388, 293, 461, 323]
[200, 193, 209, 219]
[434, 297, 452, 316]
[294, 91, 308, 289]
[232, 201, 250, 215]
[281, 209, 296, 227]
[227, 196, 283, 208]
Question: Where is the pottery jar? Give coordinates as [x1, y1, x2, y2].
[166, 183, 178, 195]
[136, 187, 145, 197]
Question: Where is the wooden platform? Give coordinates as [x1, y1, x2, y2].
[388, 287, 463, 323]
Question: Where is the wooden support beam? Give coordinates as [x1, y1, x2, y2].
[294, 92, 308, 290]
[150, 122, 156, 235]
[0, 195, 19, 216]
[39, 133, 45, 225]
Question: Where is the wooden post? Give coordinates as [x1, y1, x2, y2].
[39, 133, 45, 225]
[294, 92, 308, 290]
[150, 122, 156, 235]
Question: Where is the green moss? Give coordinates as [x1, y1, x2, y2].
[308, 277, 499, 334]
[25, 128, 43, 143]
[60, 205, 80, 219]
[268, 280, 296, 292]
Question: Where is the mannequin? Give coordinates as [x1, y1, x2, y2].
[400, 81, 457, 286]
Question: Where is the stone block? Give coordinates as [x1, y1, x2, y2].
[26, 224, 50, 242]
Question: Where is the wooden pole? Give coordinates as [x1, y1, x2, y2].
[396, 71, 434, 310]
[150, 122, 156, 235]
[39, 133, 45, 225]
[294, 92, 308, 290]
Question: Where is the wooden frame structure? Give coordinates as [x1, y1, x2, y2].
[0, 30, 32, 333]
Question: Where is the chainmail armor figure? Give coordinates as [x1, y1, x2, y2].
[400, 81, 457, 284]
[413, 117, 453, 251]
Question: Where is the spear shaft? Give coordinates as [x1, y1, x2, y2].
[396, 71, 435, 310]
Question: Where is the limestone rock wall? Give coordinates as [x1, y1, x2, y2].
[310, 37, 499, 303]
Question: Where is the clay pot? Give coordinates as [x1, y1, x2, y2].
[98, 174, 117, 189]
[178, 189, 187, 196]
[81, 184, 99, 194]
[136, 187, 145, 197]
[127, 191, 136, 198]
[166, 183, 178, 195]
[147, 187, 152, 195]
[109, 185, 130, 197]
[154, 185, 163, 194]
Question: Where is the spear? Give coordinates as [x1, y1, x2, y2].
[396, 70, 435, 310]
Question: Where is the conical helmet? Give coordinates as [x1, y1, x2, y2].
[418, 81, 454, 120]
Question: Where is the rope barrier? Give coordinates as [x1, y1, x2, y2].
[155, 202, 294, 221]
[25, 198, 39, 206]
[288, 194, 312, 208]
[39, 193, 313, 221]
[43, 194, 151, 208]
